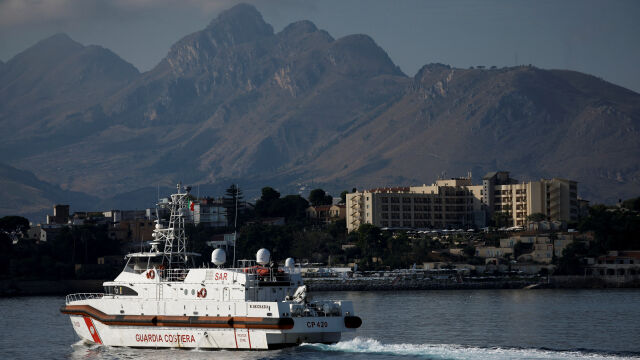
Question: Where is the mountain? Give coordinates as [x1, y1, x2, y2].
[299, 64, 640, 201]
[0, 163, 98, 221]
[0, 33, 139, 158]
[1, 3, 638, 217]
[8, 4, 407, 197]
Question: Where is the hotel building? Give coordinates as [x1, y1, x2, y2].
[346, 171, 578, 232]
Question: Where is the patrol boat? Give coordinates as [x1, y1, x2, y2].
[60, 184, 361, 349]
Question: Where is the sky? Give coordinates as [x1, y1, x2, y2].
[1, 0, 639, 92]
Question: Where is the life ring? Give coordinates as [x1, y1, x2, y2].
[197, 288, 207, 298]
[146, 269, 155, 279]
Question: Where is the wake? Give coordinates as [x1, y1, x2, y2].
[303, 337, 640, 360]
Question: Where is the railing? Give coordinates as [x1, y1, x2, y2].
[162, 268, 190, 282]
[289, 301, 343, 317]
[65, 293, 104, 304]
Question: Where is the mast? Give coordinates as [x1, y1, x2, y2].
[152, 182, 191, 269]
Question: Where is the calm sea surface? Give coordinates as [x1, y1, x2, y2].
[1, 289, 639, 360]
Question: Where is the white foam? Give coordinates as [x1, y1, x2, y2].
[303, 337, 640, 360]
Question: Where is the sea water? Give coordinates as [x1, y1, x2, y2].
[1, 289, 639, 360]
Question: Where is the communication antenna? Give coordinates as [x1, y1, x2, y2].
[233, 184, 238, 268]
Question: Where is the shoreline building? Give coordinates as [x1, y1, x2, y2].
[483, 172, 578, 227]
[346, 172, 578, 232]
[346, 176, 485, 232]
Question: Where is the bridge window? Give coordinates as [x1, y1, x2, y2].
[105, 285, 138, 296]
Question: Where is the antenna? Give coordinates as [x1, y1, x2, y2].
[233, 184, 238, 268]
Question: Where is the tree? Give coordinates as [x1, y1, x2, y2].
[0, 216, 30, 233]
[513, 242, 533, 259]
[491, 211, 512, 227]
[578, 204, 640, 251]
[621, 197, 640, 211]
[354, 224, 386, 268]
[223, 184, 245, 228]
[276, 195, 310, 222]
[556, 241, 589, 275]
[463, 245, 476, 258]
[527, 213, 546, 222]
[261, 187, 280, 202]
[340, 190, 349, 204]
[309, 188, 332, 206]
[255, 186, 280, 217]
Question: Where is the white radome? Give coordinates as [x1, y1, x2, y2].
[211, 248, 226, 266]
[285, 257, 295, 269]
[256, 248, 270, 265]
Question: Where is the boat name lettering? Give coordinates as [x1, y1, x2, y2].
[306, 321, 328, 328]
[135, 333, 196, 343]
[249, 305, 270, 310]
[214, 273, 228, 281]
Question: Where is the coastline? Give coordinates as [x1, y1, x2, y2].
[2, 276, 639, 297]
[306, 275, 640, 291]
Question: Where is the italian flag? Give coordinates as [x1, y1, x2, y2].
[188, 199, 195, 211]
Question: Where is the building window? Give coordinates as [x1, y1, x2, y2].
[382, 205, 389, 211]
[382, 197, 389, 203]
[402, 197, 411, 203]
[391, 205, 400, 211]
[390, 198, 399, 203]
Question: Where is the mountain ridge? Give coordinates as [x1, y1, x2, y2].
[1, 3, 638, 217]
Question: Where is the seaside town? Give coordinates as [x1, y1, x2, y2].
[1, 170, 639, 295]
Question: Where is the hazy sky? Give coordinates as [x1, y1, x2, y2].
[1, 0, 639, 92]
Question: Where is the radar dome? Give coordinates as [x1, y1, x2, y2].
[211, 249, 226, 266]
[256, 248, 270, 265]
[285, 257, 295, 269]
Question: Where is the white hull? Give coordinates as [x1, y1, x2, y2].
[68, 314, 343, 349]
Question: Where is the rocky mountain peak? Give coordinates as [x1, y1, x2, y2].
[328, 34, 404, 78]
[164, 3, 273, 75]
[414, 63, 452, 78]
[281, 20, 319, 36]
[8, 33, 83, 67]
[39, 33, 82, 48]
[205, 3, 273, 44]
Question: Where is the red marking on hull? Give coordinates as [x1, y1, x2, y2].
[247, 329, 252, 349]
[83, 316, 102, 344]
[233, 328, 238, 349]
